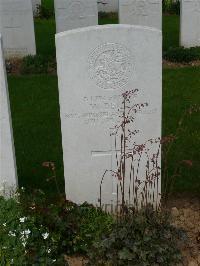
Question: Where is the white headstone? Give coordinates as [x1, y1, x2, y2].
[180, 0, 200, 47]
[32, 0, 41, 16]
[98, 0, 119, 12]
[0, 35, 17, 195]
[56, 25, 162, 211]
[0, 0, 36, 58]
[54, 0, 98, 33]
[119, 0, 162, 30]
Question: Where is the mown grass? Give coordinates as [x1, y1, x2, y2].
[42, 0, 54, 11]
[7, 67, 200, 197]
[163, 67, 200, 194]
[8, 76, 64, 197]
[163, 15, 180, 51]
[35, 19, 56, 56]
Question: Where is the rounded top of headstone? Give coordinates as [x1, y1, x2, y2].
[55, 24, 162, 40]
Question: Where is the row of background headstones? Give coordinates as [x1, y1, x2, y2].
[39, 0, 200, 48]
[0, 0, 199, 60]
[31, 0, 119, 14]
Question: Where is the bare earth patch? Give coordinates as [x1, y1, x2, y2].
[6, 58, 23, 75]
[65, 255, 87, 266]
[167, 196, 200, 266]
[163, 59, 200, 68]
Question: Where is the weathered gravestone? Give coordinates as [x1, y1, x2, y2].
[54, 0, 98, 33]
[180, 0, 200, 47]
[56, 25, 162, 211]
[0, 35, 17, 195]
[119, 0, 162, 30]
[98, 0, 119, 13]
[32, 0, 41, 16]
[0, 0, 36, 58]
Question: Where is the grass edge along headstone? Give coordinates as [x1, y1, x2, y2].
[0, 0, 36, 58]
[54, 0, 98, 33]
[56, 24, 162, 212]
[0, 35, 17, 196]
[180, 0, 200, 47]
[119, 0, 162, 30]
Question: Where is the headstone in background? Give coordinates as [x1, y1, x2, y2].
[0, 0, 36, 58]
[98, 0, 118, 13]
[180, 0, 200, 47]
[32, 0, 41, 16]
[0, 35, 17, 195]
[56, 25, 162, 211]
[119, 0, 162, 30]
[54, 0, 98, 33]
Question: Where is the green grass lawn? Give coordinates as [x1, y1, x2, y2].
[35, 19, 56, 56]
[163, 67, 200, 194]
[163, 15, 180, 50]
[8, 76, 64, 197]
[7, 67, 200, 197]
[42, 0, 54, 11]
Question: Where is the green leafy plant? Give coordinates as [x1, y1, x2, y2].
[164, 46, 200, 63]
[87, 206, 185, 266]
[19, 188, 114, 255]
[0, 188, 113, 264]
[0, 195, 65, 265]
[20, 55, 56, 74]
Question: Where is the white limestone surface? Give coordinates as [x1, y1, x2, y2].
[54, 0, 98, 33]
[0, 0, 36, 58]
[0, 35, 17, 196]
[119, 0, 162, 30]
[98, 0, 119, 12]
[180, 0, 200, 47]
[32, 0, 41, 16]
[56, 25, 162, 211]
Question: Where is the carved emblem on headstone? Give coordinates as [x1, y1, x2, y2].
[88, 43, 133, 90]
